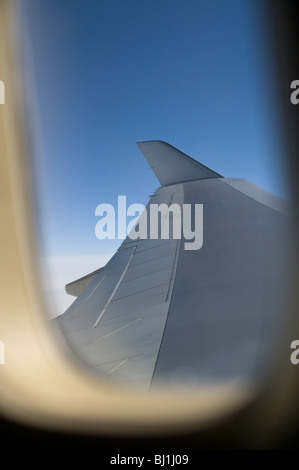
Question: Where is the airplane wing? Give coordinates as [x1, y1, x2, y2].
[57, 141, 291, 390]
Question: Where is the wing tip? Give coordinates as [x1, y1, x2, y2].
[137, 140, 223, 185]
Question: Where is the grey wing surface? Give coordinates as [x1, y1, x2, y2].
[57, 141, 291, 390]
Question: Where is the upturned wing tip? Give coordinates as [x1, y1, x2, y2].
[137, 140, 222, 186]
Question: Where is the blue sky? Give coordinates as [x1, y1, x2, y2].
[18, 0, 289, 314]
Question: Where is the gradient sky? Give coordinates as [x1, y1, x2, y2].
[18, 0, 289, 315]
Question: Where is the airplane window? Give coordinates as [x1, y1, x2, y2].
[16, 0, 292, 391]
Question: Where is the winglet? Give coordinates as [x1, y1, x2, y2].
[137, 140, 222, 186]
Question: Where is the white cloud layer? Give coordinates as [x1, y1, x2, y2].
[39, 254, 113, 318]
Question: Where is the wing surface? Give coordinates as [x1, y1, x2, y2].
[57, 142, 291, 389]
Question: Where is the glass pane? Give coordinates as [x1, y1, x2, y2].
[17, 0, 292, 390]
